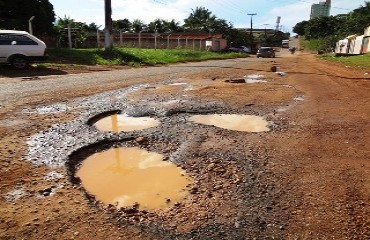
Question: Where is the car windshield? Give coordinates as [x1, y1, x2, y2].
[259, 48, 271, 52]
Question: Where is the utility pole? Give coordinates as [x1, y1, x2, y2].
[67, 24, 72, 48]
[247, 13, 257, 51]
[104, 0, 113, 49]
[96, 25, 102, 48]
[262, 24, 269, 37]
[262, 23, 270, 44]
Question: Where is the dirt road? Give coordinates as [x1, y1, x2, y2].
[1, 50, 370, 239]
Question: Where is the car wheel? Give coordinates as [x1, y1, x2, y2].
[10, 55, 28, 69]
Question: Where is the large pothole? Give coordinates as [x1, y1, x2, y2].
[76, 146, 192, 211]
[190, 114, 270, 132]
[68, 138, 194, 214]
[93, 114, 161, 132]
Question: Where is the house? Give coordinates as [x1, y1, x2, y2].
[334, 26, 370, 55]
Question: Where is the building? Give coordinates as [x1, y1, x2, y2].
[310, 0, 331, 19]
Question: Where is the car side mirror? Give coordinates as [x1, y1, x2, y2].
[11, 41, 17, 45]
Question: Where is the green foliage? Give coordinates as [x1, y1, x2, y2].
[132, 19, 146, 33]
[345, 1, 370, 35]
[293, 1, 370, 51]
[304, 16, 345, 40]
[54, 16, 89, 48]
[320, 53, 370, 68]
[47, 48, 245, 66]
[0, 0, 55, 35]
[113, 19, 132, 32]
[226, 29, 250, 46]
[183, 7, 232, 34]
[293, 21, 309, 36]
[145, 19, 183, 33]
[293, 1, 370, 39]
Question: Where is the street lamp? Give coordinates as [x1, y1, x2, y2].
[28, 16, 35, 35]
[247, 13, 257, 51]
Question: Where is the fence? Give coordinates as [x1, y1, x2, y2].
[42, 32, 228, 51]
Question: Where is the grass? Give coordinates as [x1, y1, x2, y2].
[46, 47, 246, 66]
[301, 39, 324, 52]
[320, 53, 370, 68]
[0, 48, 246, 77]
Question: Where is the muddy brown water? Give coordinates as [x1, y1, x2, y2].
[190, 114, 270, 132]
[76, 147, 192, 210]
[93, 114, 160, 132]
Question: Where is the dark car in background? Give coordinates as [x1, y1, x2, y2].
[256, 47, 275, 58]
[229, 46, 251, 53]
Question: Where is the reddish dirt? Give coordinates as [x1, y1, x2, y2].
[1, 51, 370, 239]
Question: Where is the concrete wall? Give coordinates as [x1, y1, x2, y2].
[364, 26, 370, 36]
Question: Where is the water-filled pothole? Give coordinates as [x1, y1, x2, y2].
[76, 147, 192, 210]
[190, 114, 270, 132]
[94, 114, 160, 132]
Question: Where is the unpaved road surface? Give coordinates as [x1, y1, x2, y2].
[1, 50, 370, 239]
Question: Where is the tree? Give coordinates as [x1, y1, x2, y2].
[132, 19, 146, 33]
[293, 1, 370, 40]
[304, 16, 342, 39]
[183, 7, 216, 32]
[87, 22, 99, 32]
[293, 20, 309, 36]
[148, 19, 166, 33]
[226, 29, 250, 46]
[54, 16, 89, 48]
[183, 6, 232, 36]
[163, 19, 183, 32]
[0, 0, 55, 35]
[113, 19, 132, 32]
[345, 1, 370, 35]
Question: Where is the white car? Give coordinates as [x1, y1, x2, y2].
[0, 30, 47, 69]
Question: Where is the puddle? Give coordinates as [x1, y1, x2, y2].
[94, 114, 160, 132]
[190, 114, 270, 132]
[294, 96, 304, 101]
[243, 74, 269, 84]
[245, 74, 264, 79]
[168, 83, 188, 86]
[245, 79, 268, 84]
[76, 147, 191, 210]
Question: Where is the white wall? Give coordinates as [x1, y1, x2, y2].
[364, 26, 370, 36]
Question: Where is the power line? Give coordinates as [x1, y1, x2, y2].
[151, 0, 167, 5]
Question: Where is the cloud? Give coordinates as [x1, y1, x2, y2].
[51, 0, 364, 33]
[266, 2, 312, 32]
[112, 0, 200, 24]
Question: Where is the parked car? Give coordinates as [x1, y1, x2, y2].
[0, 30, 48, 69]
[229, 46, 251, 53]
[257, 47, 275, 58]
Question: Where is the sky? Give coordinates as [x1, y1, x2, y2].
[49, 0, 364, 33]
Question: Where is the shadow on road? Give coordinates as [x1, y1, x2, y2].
[0, 65, 68, 78]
